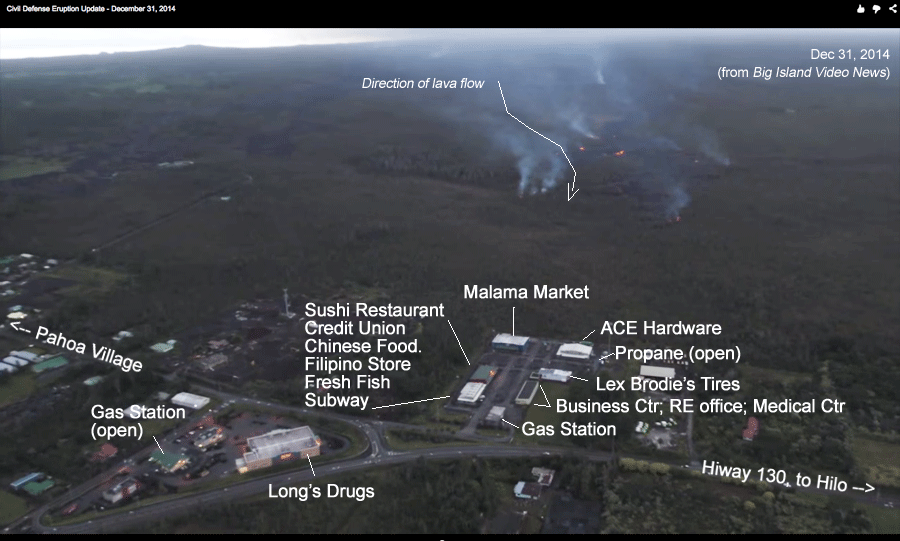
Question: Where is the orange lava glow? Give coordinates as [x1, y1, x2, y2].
[614, 150, 625, 157]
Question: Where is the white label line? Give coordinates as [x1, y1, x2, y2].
[308, 455, 315, 476]
[599, 351, 615, 361]
[582, 330, 594, 341]
[447, 319, 471, 365]
[153, 436, 164, 454]
[498, 81, 577, 195]
[570, 376, 589, 382]
[537, 384, 552, 407]
[371, 396, 450, 410]
[502, 419, 520, 429]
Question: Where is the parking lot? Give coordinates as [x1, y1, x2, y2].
[51, 403, 344, 519]
[451, 338, 607, 433]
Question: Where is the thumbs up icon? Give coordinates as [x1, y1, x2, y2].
[857, 4, 865, 11]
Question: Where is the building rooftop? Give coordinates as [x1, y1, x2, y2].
[31, 356, 68, 373]
[485, 406, 505, 422]
[538, 368, 572, 380]
[514, 481, 542, 499]
[10, 472, 42, 489]
[470, 365, 497, 382]
[639, 365, 675, 379]
[245, 427, 320, 461]
[171, 392, 210, 409]
[532, 467, 556, 486]
[23, 479, 55, 496]
[492, 333, 530, 346]
[517, 380, 538, 399]
[150, 450, 188, 470]
[458, 381, 487, 403]
[557, 343, 593, 358]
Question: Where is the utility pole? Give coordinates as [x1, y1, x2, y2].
[283, 288, 294, 318]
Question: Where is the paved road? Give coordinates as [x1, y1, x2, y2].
[8, 386, 897, 534]
[27, 444, 598, 534]
[89, 174, 251, 255]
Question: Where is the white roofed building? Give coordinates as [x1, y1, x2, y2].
[236, 426, 321, 474]
[171, 392, 210, 409]
[9, 350, 38, 362]
[483, 406, 505, 426]
[639, 365, 675, 379]
[457, 381, 487, 405]
[0, 362, 16, 373]
[538, 368, 572, 383]
[557, 343, 592, 359]
[3, 356, 29, 367]
[492, 333, 530, 352]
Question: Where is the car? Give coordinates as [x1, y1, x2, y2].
[61, 503, 79, 516]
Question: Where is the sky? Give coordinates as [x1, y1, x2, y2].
[0, 29, 384, 59]
[0, 28, 893, 60]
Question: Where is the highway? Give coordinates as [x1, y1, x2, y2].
[25, 444, 607, 534]
[7, 387, 897, 534]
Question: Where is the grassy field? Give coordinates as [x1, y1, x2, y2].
[852, 436, 900, 488]
[0, 491, 29, 526]
[45, 265, 127, 297]
[519, 382, 573, 446]
[0, 371, 37, 407]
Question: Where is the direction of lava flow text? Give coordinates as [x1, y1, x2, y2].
[498, 81, 578, 200]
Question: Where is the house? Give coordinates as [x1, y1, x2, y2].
[514, 481, 542, 500]
[742, 417, 759, 441]
[532, 467, 555, 487]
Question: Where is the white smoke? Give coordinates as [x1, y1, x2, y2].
[648, 136, 681, 151]
[517, 154, 537, 195]
[666, 184, 691, 218]
[567, 113, 599, 139]
[541, 154, 564, 192]
[694, 126, 730, 166]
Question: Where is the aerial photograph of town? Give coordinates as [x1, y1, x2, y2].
[0, 27, 898, 534]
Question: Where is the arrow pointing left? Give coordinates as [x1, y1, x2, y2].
[10, 322, 31, 334]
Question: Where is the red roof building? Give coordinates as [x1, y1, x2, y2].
[742, 417, 759, 441]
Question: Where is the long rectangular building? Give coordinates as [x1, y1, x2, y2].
[515, 380, 539, 405]
[539, 368, 572, 383]
[3, 356, 29, 367]
[171, 392, 210, 409]
[457, 381, 487, 405]
[492, 333, 530, 352]
[639, 365, 675, 379]
[8, 350, 39, 363]
[556, 343, 592, 360]
[236, 426, 321, 474]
